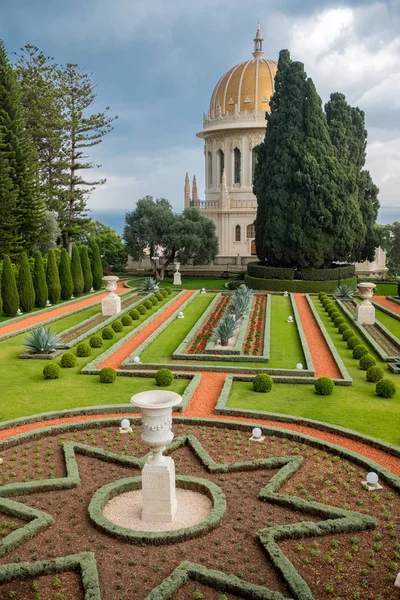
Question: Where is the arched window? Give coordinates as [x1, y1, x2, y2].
[246, 223, 255, 239]
[234, 147, 241, 184]
[218, 149, 224, 184]
[252, 146, 258, 183]
[235, 224, 241, 242]
[207, 151, 212, 187]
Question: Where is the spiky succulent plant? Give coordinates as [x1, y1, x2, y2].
[211, 314, 239, 346]
[140, 277, 158, 292]
[335, 284, 354, 298]
[22, 326, 63, 354]
[229, 292, 251, 320]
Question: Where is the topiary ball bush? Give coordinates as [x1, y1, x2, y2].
[327, 306, 337, 316]
[161, 289, 168, 297]
[137, 304, 146, 315]
[165, 287, 172, 295]
[121, 314, 133, 326]
[347, 335, 361, 350]
[155, 292, 163, 301]
[129, 308, 140, 320]
[43, 362, 61, 379]
[330, 311, 340, 321]
[144, 300, 153, 310]
[252, 373, 273, 393]
[352, 344, 368, 359]
[99, 366, 117, 384]
[318, 292, 328, 300]
[150, 296, 158, 306]
[89, 335, 103, 348]
[342, 329, 355, 341]
[334, 316, 345, 327]
[314, 377, 334, 396]
[155, 368, 174, 387]
[102, 327, 114, 340]
[338, 323, 350, 335]
[366, 365, 384, 383]
[60, 352, 77, 368]
[76, 342, 91, 357]
[112, 320, 123, 332]
[376, 378, 396, 398]
[359, 354, 376, 371]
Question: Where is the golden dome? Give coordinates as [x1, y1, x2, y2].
[209, 25, 277, 117]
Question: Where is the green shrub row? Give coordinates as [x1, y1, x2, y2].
[247, 262, 295, 280]
[302, 265, 355, 281]
[245, 275, 357, 293]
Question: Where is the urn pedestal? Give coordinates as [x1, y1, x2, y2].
[130, 390, 182, 522]
[173, 263, 181, 286]
[356, 282, 376, 325]
[101, 276, 121, 316]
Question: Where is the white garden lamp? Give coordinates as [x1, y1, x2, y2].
[119, 419, 132, 434]
[296, 363, 303, 370]
[363, 471, 382, 491]
[201, 287, 206, 294]
[287, 316, 293, 323]
[250, 426, 265, 442]
[177, 311, 184, 319]
[133, 356, 141, 364]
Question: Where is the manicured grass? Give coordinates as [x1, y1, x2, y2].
[227, 297, 400, 445]
[140, 293, 216, 363]
[269, 295, 305, 368]
[374, 282, 398, 296]
[127, 278, 230, 290]
[374, 307, 400, 340]
[0, 294, 188, 422]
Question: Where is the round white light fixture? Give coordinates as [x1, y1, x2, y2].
[287, 316, 293, 323]
[283, 291, 289, 296]
[201, 287, 206, 294]
[296, 363, 303, 370]
[252, 427, 262, 439]
[366, 472, 379, 485]
[133, 356, 141, 364]
[121, 419, 130, 430]
[177, 311, 184, 319]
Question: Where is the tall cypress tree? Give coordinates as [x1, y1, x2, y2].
[59, 247, 73, 300]
[70, 244, 84, 296]
[80, 245, 93, 293]
[91, 242, 103, 290]
[46, 249, 61, 304]
[0, 133, 20, 257]
[33, 250, 48, 308]
[0, 40, 45, 252]
[18, 251, 35, 313]
[1, 255, 19, 317]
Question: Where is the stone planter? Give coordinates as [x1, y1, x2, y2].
[356, 282, 376, 325]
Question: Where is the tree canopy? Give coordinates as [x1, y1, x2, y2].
[78, 220, 127, 272]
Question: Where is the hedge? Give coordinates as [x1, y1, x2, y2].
[244, 275, 357, 293]
[301, 264, 355, 281]
[247, 262, 295, 280]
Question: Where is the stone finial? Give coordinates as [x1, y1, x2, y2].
[253, 22, 264, 58]
[220, 168, 230, 210]
[192, 175, 198, 203]
[184, 172, 191, 208]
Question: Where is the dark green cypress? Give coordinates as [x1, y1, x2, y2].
[46, 249, 61, 304]
[18, 251, 35, 313]
[80, 245, 93, 293]
[59, 248, 73, 300]
[70, 245, 84, 296]
[1, 254, 19, 317]
[0, 133, 20, 257]
[33, 251, 48, 308]
[91, 242, 103, 290]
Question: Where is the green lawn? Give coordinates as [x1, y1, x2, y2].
[0, 294, 188, 422]
[269, 295, 305, 368]
[227, 297, 399, 445]
[374, 307, 400, 340]
[374, 282, 398, 296]
[127, 278, 230, 290]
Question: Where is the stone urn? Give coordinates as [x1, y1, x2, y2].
[130, 390, 182, 522]
[101, 276, 121, 316]
[102, 275, 119, 293]
[356, 282, 376, 325]
[173, 262, 181, 286]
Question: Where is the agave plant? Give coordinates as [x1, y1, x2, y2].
[335, 284, 354, 298]
[22, 326, 63, 354]
[229, 292, 251, 320]
[140, 277, 158, 292]
[211, 314, 239, 347]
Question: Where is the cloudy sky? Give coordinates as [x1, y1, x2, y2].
[2, 0, 400, 233]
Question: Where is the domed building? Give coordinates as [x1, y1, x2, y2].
[184, 24, 277, 265]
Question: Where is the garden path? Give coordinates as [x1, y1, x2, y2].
[0, 281, 127, 338]
[98, 290, 195, 370]
[294, 294, 341, 378]
[373, 295, 400, 315]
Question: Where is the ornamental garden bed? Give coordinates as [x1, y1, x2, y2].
[0, 418, 398, 600]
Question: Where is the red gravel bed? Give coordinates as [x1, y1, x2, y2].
[186, 295, 230, 354]
[373, 295, 400, 315]
[243, 295, 266, 356]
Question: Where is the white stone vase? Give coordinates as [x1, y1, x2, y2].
[101, 276, 121, 316]
[357, 282, 376, 301]
[102, 275, 119, 293]
[356, 282, 376, 325]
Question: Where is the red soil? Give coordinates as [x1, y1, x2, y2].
[373, 295, 400, 315]
[0, 281, 126, 338]
[98, 290, 195, 370]
[294, 294, 341, 378]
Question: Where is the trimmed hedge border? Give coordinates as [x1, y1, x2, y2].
[173, 293, 223, 357]
[289, 293, 314, 373]
[301, 265, 354, 281]
[204, 295, 252, 356]
[247, 262, 295, 280]
[19, 350, 63, 361]
[89, 475, 226, 544]
[244, 275, 357, 293]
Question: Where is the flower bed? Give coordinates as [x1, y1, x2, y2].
[243, 294, 266, 355]
[186, 295, 230, 354]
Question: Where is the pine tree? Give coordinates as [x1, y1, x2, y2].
[33, 251, 48, 308]
[0, 40, 46, 253]
[59, 248, 73, 300]
[1, 254, 19, 317]
[0, 132, 20, 257]
[18, 251, 35, 313]
[70, 244, 84, 296]
[46, 249, 61, 304]
[91, 243, 103, 290]
[80, 245, 93, 293]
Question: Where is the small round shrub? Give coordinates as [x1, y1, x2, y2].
[314, 377, 334, 396]
[161, 289, 168, 297]
[129, 308, 140, 320]
[155, 368, 174, 386]
[327, 306, 336, 316]
[376, 378, 396, 398]
[60, 352, 77, 368]
[150, 296, 158, 306]
[366, 365, 384, 383]
[99, 366, 117, 384]
[121, 314, 133, 326]
[338, 323, 350, 334]
[137, 304, 146, 315]
[334, 316, 345, 327]
[102, 327, 114, 340]
[144, 300, 153, 310]
[155, 292, 163, 301]
[330, 311, 340, 321]
[359, 354, 376, 370]
[252, 374, 273, 393]
[342, 329, 355, 341]
[352, 344, 368, 359]
[89, 335, 103, 348]
[112, 320, 123, 332]
[322, 300, 331, 309]
[318, 292, 328, 300]
[347, 335, 361, 350]
[43, 362, 61, 380]
[76, 342, 91, 357]
[165, 287, 172, 295]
